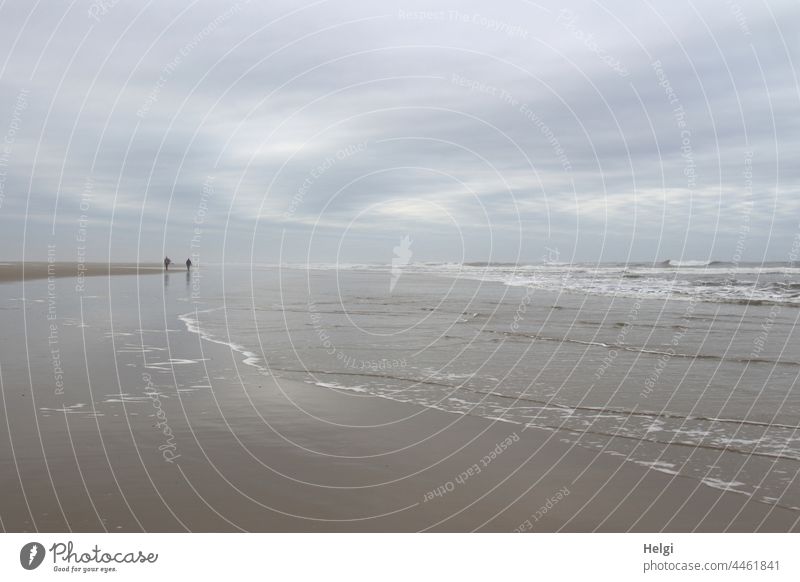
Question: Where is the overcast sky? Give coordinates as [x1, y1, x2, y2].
[0, 0, 798, 264]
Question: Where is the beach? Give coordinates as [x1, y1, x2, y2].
[0, 263, 798, 532]
[0, 262, 163, 284]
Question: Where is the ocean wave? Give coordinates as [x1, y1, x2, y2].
[289, 261, 800, 304]
[660, 259, 733, 268]
[660, 259, 714, 267]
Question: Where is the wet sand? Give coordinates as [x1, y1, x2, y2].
[0, 262, 163, 283]
[2, 362, 798, 532]
[0, 265, 797, 532]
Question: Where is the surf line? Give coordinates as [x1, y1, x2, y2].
[177, 307, 268, 375]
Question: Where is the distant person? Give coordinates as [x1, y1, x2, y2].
[164, 256, 171, 270]
[186, 258, 192, 271]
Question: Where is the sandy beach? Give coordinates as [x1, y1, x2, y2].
[0, 262, 163, 284]
[0, 264, 797, 532]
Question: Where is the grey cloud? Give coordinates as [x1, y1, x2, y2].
[0, 0, 797, 264]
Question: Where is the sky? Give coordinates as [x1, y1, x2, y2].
[0, 0, 798, 265]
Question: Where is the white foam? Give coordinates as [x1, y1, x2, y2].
[39, 403, 87, 414]
[178, 308, 272, 377]
[144, 357, 209, 370]
[308, 380, 368, 393]
[666, 259, 713, 267]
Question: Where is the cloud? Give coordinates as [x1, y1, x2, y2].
[0, 0, 797, 263]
